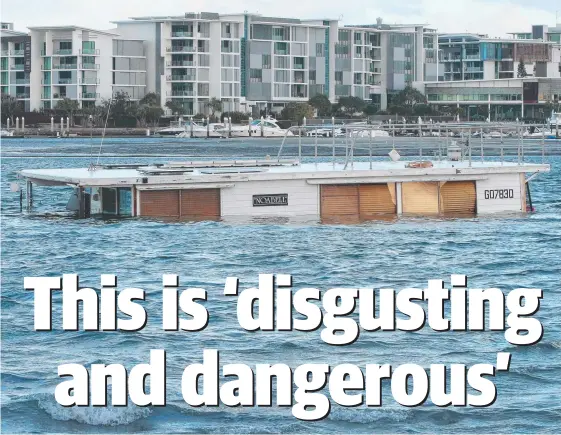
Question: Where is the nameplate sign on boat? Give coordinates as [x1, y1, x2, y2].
[253, 194, 288, 207]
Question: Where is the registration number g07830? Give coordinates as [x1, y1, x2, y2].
[484, 189, 514, 200]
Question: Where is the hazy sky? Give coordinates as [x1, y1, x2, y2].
[2, 0, 560, 36]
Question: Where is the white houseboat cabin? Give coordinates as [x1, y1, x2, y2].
[18, 157, 549, 223]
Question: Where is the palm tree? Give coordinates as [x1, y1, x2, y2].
[205, 97, 222, 118]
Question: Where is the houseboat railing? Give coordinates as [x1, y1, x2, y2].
[277, 122, 556, 167]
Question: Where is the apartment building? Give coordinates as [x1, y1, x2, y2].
[509, 23, 561, 43]
[113, 13, 438, 115]
[26, 26, 147, 111]
[438, 33, 561, 82]
[341, 21, 438, 110]
[1, 23, 32, 110]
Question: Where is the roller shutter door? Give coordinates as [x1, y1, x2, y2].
[320, 185, 359, 223]
[139, 190, 180, 217]
[180, 189, 221, 219]
[359, 184, 396, 217]
[439, 181, 476, 214]
[402, 182, 439, 215]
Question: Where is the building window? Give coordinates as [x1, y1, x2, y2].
[250, 68, 262, 82]
[309, 70, 316, 83]
[316, 43, 324, 57]
[262, 54, 271, 69]
[335, 71, 343, 84]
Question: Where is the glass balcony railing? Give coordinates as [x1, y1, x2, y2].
[53, 64, 77, 69]
[168, 90, 195, 97]
[80, 93, 99, 99]
[79, 78, 99, 84]
[57, 78, 74, 84]
[171, 31, 194, 37]
[168, 61, 195, 67]
[11, 64, 25, 70]
[79, 48, 99, 55]
[55, 49, 73, 55]
[11, 49, 24, 56]
[41, 94, 51, 99]
[16, 93, 30, 98]
[80, 63, 99, 70]
[1, 50, 9, 56]
[15, 79, 30, 84]
[167, 46, 195, 53]
[170, 75, 196, 81]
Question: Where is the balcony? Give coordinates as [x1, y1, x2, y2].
[167, 61, 195, 67]
[167, 90, 195, 97]
[57, 78, 75, 84]
[167, 46, 195, 53]
[54, 49, 73, 55]
[80, 63, 99, 70]
[11, 64, 25, 70]
[11, 49, 24, 56]
[41, 79, 51, 84]
[79, 78, 100, 84]
[441, 54, 461, 61]
[1, 50, 8, 56]
[464, 54, 480, 60]
[41, 94, 51, 99]
[80, 93, 99, 99]
[168, 74, 196, 81]
[53, 64, 77, 69]
[171, 31, 193, 38]
[14, 79, 30, 84]
[79, 48, 100, 55]
[16, 93, 30, 98]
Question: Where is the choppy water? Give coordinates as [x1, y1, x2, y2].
[1, 138, 560, 434]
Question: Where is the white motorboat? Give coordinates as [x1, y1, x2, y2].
[523, 127, 556, 139]
[176, 122, 225, 138]
[217, 116, 294, 138]
[306, 126, 344, 137]
[351, 129, 390, 138]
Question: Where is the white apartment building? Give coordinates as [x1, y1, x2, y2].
[113, 13, 438, 115]
[438, 34, 561, 82]
[2, 25, 149, 111]
[1, 23, 32, 110]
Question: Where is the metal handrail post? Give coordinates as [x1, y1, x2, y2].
[480, 127, 484, 162]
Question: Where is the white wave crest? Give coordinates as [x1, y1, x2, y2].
[38, 397, 151, 426]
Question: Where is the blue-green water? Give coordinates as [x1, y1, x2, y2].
[1, 138, 560, 433]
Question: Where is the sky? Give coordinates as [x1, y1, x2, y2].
[1, 0, 560, 37]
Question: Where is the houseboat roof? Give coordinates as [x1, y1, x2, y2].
[19, 160, 550, 188]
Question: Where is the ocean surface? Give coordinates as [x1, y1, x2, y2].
[1, 137, 560, 434]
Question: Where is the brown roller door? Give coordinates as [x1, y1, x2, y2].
[140, 190, 180, 217]
[320, 185, 359, 223]
[359, 184, 396, 217]
[180, 189, 221, 219]
[402, 182, 439, 215]
[439, 181, 476, 214]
